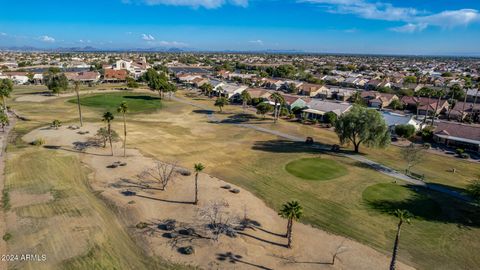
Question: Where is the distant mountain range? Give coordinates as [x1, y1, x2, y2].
[0, 46, 187, 53]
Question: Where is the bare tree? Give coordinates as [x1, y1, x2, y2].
[401, 143, 425, 175]
[198, 200, 238, 241]
[138, 161, 178, 190]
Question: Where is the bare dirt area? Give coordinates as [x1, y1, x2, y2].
[23, 124, 414, 270]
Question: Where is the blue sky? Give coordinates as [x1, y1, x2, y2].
[0, 0, 479, 55]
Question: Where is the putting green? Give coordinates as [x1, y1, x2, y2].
[362, 183, 441, 219]
[285, 157, 348, 180]
[69, 92, 162, 113]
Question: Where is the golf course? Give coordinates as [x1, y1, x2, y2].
[2, 85, 479, 269]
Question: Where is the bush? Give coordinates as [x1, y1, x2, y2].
[419, 127, 434, 141]
[456, 148, 464, 155]
[178, 246, 194, 255]
[395, 124, 415, 138]
[2, 233, 12, 241]
[423, 143, 431, 149]
[31, 138, 45, 146]
[460, 153, 470, 159]
[323, 111, 338, 125]
[136, 222, 148, 229]
[51, 119, 62, 129]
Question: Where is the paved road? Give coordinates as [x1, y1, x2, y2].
[172, 96, 471, 202]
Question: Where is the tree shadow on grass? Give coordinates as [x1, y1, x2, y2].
[217, 252, 273, 270]
[365, 184, 480, 228]
[123, 95, 160, 101]
[192, 109, 213, 114]
[251, 140, 329, 154]
[220, 113, 260, 124]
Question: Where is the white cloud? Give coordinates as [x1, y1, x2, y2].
[390, 23, 427, 33]
[249, 39, 264, 45]
[157, 40, 188, 47]
[0, 32, 6, 36]
[127, 0, 247, 9]
[141, 34, 155, 41]
[300, 0, 480, 33]
[39, 35, 55, 43]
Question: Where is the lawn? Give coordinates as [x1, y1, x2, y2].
[285, 157, 348, 180]
[68, 92, 162, 114]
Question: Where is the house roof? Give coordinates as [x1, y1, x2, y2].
[434, 121, 480, 143]
[105, 69, 128, 80]
[306, 100, 352, 116]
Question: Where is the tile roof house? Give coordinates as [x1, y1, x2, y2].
[104, 69, 128, 82]
[448, 102, 480, 121]
[433, 121, 480, 152]
[361, 91, 399, 109]
[245, 88, 272, 100]
[298, 83, 329, 97]
[401, 96, 449, 116]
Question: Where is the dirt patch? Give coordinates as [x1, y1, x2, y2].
[9, 191, 54, 209]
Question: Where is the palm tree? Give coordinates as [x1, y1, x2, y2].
[117, 102, 128, 157]
[102, 112, 115, 156]
[430, 89, 445, 126]
[0, 78, 13, 111]
[278, 201, 303, 248]
[240, 90, 251, 112]
[193, 163, 205, 205]
[271, 92, 285, 123]
[389, 209, 412, 270]
[74, 81, 83, 127]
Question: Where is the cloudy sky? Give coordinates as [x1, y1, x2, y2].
[0, 0, 479, 55]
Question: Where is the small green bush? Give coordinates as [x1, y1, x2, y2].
[3, 233, 12, 241]
[456, 148, 464, 155]
[31, 138, 45, 146]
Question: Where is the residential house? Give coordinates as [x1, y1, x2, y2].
[448, 102, 480, 122]
[361, 91, 399, 109]
[245, 88, 272, 100]
[466, 89, 480, 103]
[401, 96, 449, 116]
[298, 83, 329, 97]
[215, 83, 248, 99]
[433, 121, 480, 152]
[303, 100, 352, 120]
[104, 69, 128, 83]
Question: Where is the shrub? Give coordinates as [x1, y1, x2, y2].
[423, 143, 431, 149]
[419, 127, 434, 141]
[179, 246, 194, 255]
[136, 222, 148, 229]
[31, 138, 45, 146]
[460, 153, 470, 159]
[395, 124, 415, 138]
[323, 111, 338, 125]
[2, 233, 12, 241]
[456, 148, 464, 155]
[51, 119, 62, 129]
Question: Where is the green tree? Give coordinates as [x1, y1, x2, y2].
[389, 210, 412, 270]
[126, 77, 139, 88]
[240, 90, 251, 112]
[0, 78, 13, 111]
[117, 102, 128, 157]
[278, 201, 303, 248]
[323, 111, 338, 125]
[389, 99, 403, 110]
[102, 112, 115, 156]
[395, 124, 415, 139]
[0, 111, 9, 131]
[200, 83, 214, 98]
[214, 97, 229, 112]
[334, 105, 390, 153]
[143, 68, 174, 99]
[44, 71, 68, 96]
[73, 81, 83, 127]
[256, 103, 273, 118]
[466, 179, 480, 202]
[193, 163, 205, 205]
[403, 76, 417, 84]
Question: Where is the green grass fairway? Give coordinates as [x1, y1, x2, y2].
[285, 157, 348, 180]
[363, 183, 442, 219]
[69, 92, 162, 113]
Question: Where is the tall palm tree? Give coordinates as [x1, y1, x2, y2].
[430, 89, 445, 126]
[193, 163, 205, 205]
[271, 92, 285, 123]
[117, 102, 128, 157]
[240, 90, 251, 112]
[0, 78, 13, 112]
[278, 201, 303, 248]
[102, 112, 115, 156]
[74, 81, 83, 127]
[389, 209, 412, 270]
